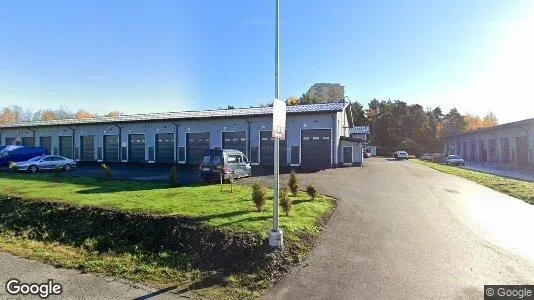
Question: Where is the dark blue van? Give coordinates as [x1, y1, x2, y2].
[0, 146, 48, 168]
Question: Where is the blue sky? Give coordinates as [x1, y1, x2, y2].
[1, 0, 533, 123]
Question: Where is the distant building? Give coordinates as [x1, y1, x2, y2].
[349, 126, 370, 142]
[306, 83, 345, 102]
[444, 118, 534, 166]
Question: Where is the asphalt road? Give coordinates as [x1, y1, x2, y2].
[1, 158, 533, 299]
[264, 158, 534, 299]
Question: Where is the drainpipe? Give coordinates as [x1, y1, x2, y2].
[66, 126, 76, 159]
[171, 121, 179, 164]
[26, 128, 36, 146]
[245, 118, 251, 158]
[112, 123, 122, 162]
[332, 113, 337, 166]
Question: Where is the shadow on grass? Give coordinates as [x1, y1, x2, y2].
[214, 215, 271, 228]
[75, 181, 208, 194]
[0, 195, 276, 274]
[196, 210, 253, 222]
[0, 172, 203, 194]
[292, 199, 314, 205]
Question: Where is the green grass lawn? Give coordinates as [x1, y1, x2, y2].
[0, 172, 336, 299]
[0, 173, 334, 238]
[412, 159, 534, 204]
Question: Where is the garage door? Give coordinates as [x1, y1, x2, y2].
[104, 135, 119, 162]
[22, 137, 35, 147]
[186, 132, 210, 164]
[222, 131, 247, 154]
[39, 137, 52, 155]
[301, 129, 331, 167]
[156, 133, 174, 163]
[260, 131, 286, 166]
[80, 136, 95, 161]
[4, 137, 15, 145]
[59, 136, 73, 159]
[129, 134, 146, 163]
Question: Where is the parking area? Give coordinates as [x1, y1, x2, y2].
[0, 164, 202, 185]
[0, 164, 334, 184]
[461, 164, 534, 182]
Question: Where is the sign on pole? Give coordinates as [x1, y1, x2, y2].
[272, 98, 286, 139]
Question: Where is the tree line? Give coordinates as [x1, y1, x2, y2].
[286, 95, 498, 155]
[0, 105, 121, 124]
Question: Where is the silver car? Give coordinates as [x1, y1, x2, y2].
[445, 155, 466, 166]
[15, 155, 77, 173]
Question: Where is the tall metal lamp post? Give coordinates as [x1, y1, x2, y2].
[269, 0, 284, 248]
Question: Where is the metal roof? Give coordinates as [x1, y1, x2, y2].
[447, 117, 534, 139]
[0, 102, 347, 129]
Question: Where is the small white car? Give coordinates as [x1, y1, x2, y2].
[396, 151, 409, 160]
[445, 155, 466, 166]
[15, 155, 77, 173]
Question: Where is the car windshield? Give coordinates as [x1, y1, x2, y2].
[448, 155, 461, 159]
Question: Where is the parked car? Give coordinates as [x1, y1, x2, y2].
[14, 155, 76, 173]
[432, 153, 446, 163]
[0, 146, 48, 168]
[395, 151, 409, 160]
[199, 149, 252, 182]
[445, 155, 466, 166]
[420, 153, 432, 161]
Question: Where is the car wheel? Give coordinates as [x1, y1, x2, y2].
[28, 165, 38, 173]
[63, 164, 72, 172]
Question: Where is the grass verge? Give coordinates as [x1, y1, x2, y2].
[0, 173, 332, 236]
[0, 173, 336, 299]
[412, 159, 534, 204]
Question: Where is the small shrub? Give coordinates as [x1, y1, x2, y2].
[82, 237, 99, 253]
[53, 165, 63, 175]
[169, 165, 178, 187]
[288, 169, 299, 196]
[251, 180, 267, 212]
[306, 182, 318, 200]
[8, 162, 18, 172]
[101, 163, 112, 180]
[280, 185, 292, 216]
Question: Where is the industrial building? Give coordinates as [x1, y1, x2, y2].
[0, 102, 364, 168]
[444, 117, 534, 166]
